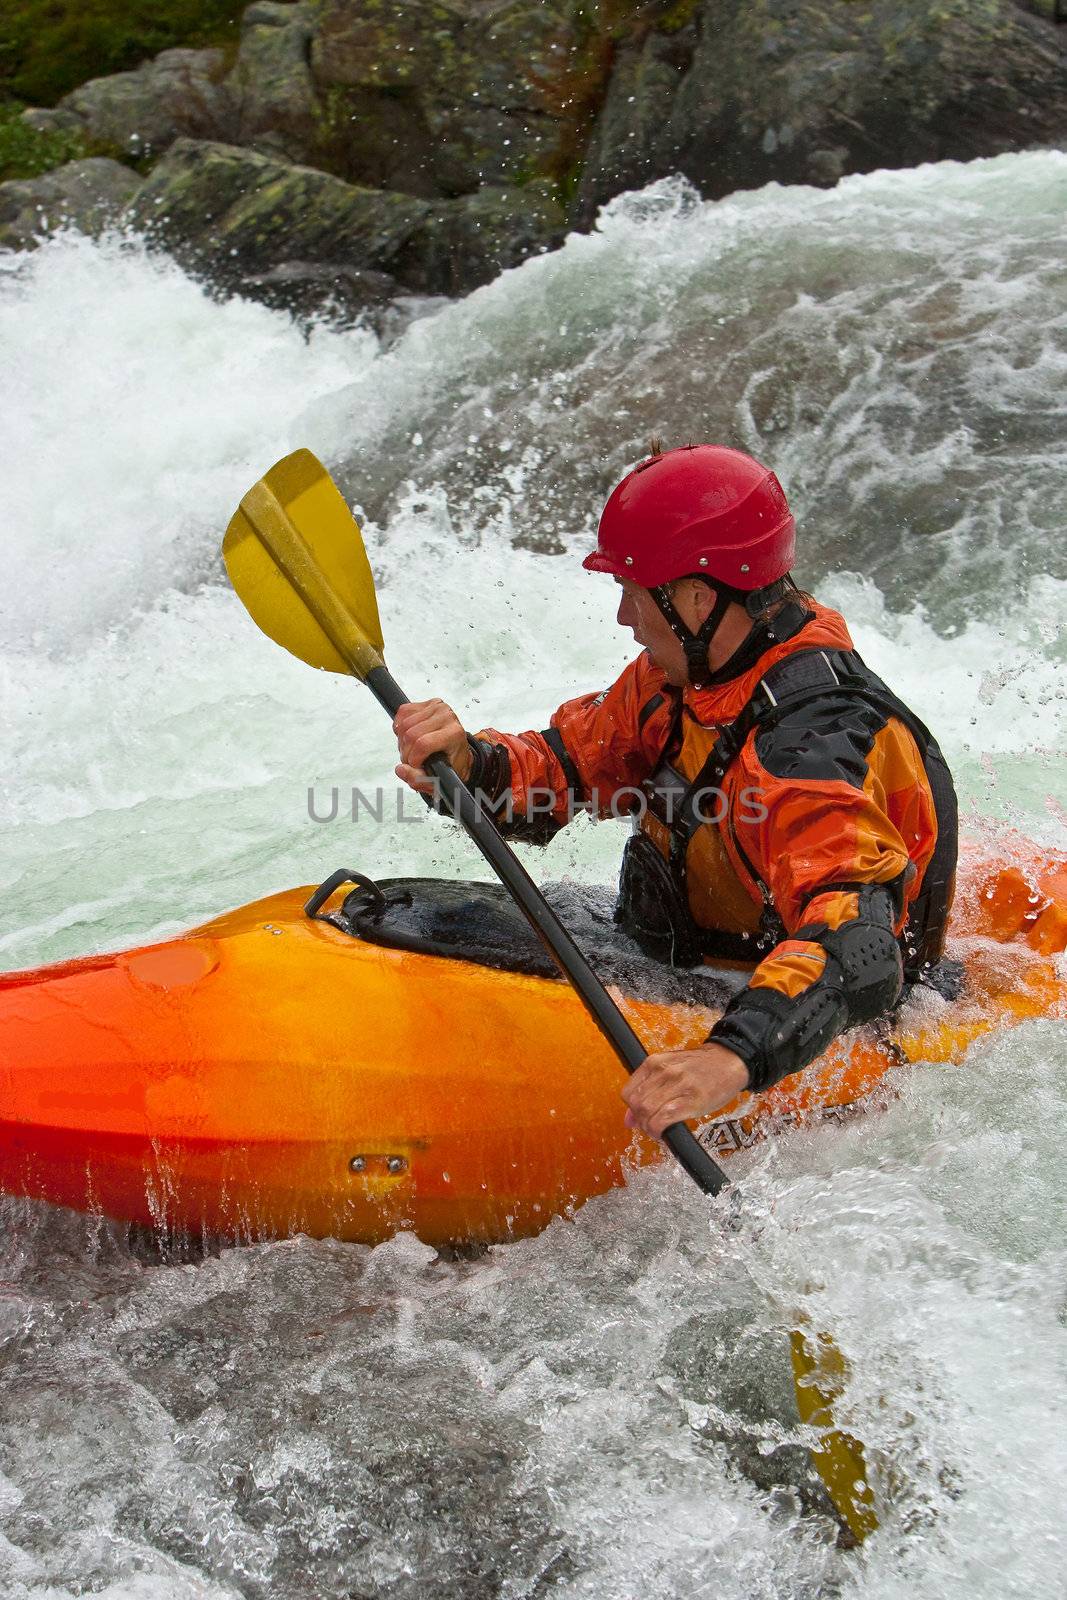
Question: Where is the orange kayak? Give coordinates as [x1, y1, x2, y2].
[1, 840, 1064, 1248]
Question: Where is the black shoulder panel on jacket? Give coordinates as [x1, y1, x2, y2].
[541, 726, 585, 801]
[638, 692, 667, 730]
[754, 694, 887, 788]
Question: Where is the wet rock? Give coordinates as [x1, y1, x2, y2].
[309, 0, 579, 196]
[409, 182, 567, 295]
[575, 25, 698, 222]
[125, 138, 565, 308]
[9, 0, 1064, 302]
[126, 138, 430, 286]
[239, 258, 398, 324]
[0, 158, 141, 250]
[34, 48, 239, 163]
[232, 0, 323, 160]
[578, 0, 1067, 214]
[806, 145, 851, 187]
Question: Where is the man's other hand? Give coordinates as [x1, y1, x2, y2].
[622, 1043, 750, 1139]
[394, 699, 472, 792]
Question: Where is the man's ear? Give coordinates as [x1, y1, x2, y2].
[688, 579, 717, 625]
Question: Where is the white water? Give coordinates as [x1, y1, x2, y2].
[1, 152, 1065, 1598]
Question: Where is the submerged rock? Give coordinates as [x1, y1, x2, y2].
[0, 158, 141, 250]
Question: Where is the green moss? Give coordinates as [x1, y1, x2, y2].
[0, 100, 89, 179]
[316, 82, 352, 138]
[576, 0, 699, 44]
[553, 153, 587, 209]
[0, 0, 248, 108]
[656, 0, 700, 33]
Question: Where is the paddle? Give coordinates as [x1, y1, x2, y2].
[223, 448, 878, 1541]
[223, 449, 725, 1193]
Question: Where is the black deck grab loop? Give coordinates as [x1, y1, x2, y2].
[305, 869, 387, 921]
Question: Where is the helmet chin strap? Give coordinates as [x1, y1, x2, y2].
[650, 576, 801, 688]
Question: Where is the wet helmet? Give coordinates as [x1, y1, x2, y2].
[584, 444, 795, 589]
[584, 445, 798, 685]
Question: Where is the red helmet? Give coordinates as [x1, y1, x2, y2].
[583, 444, 795, 590]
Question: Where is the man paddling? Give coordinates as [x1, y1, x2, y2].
[394, 444, 958, 1142]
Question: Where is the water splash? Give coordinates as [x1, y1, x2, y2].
[0, 153, 1065, 1597]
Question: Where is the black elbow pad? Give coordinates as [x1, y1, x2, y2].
[808, 886, 904, 1025]
[710, 982, 850, 1094]
[710, 884, 904, 1094]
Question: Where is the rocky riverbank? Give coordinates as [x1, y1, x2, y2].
[2, 0, 1065, 320]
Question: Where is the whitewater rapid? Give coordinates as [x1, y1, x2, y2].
[1, 151, 1065, 1599]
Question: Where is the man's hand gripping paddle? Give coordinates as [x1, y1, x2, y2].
[223, 449, 879, 1543]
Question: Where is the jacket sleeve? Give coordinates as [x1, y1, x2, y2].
[465, 654, 677, 844]
[707, 709, 939, 1092]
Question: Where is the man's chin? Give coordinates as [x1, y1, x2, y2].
[640, 647, 686, 686]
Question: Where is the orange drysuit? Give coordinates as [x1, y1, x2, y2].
[464, 600, 958, 1094]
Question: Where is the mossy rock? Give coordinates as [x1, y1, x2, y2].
[0, 100, 89, 181]
[405, 181, 568, 293]
[578, 0, 1067, 213]
[232, 1, 323, 160]
[0, 154, 140, 247]
[30, 47, 239, 162]
[309, 0, 584, 193]
[125, 136, 566, 305]
[127, 137, 431, 280]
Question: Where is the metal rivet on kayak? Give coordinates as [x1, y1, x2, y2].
[349, 1155, 366, 1173]
[387, 1156, 407, 1174]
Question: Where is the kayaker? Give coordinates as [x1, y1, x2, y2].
[394, 444, 958, 1142]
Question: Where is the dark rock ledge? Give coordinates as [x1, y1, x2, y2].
[2, 0, 1065, 321]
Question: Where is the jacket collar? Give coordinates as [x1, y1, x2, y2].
[682, 601, 854, 725]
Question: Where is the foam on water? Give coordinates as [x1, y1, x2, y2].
[0, 153, 1065, 1598]
[0, 516, 1062, 966]
[1, 1025, 1065, 1599]
[0, 231, 375, 650]
[304, 151, 1067, 624]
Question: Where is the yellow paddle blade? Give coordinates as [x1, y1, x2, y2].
[224, 448, 385, 679]
[790, 1329, 879, 1543]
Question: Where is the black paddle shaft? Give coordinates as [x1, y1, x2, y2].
[367, 665, 729, 1197]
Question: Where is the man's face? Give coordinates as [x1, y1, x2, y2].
[615, 577, 690, 685]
